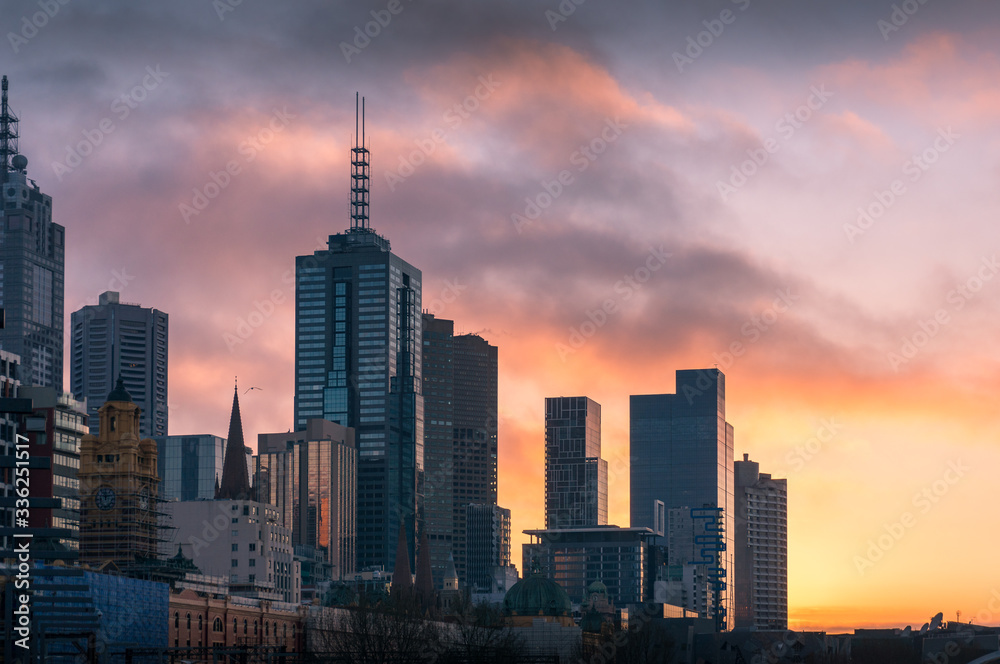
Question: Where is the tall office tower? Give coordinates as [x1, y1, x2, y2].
[630, 368, 735, 630]
[734, 454, 788, 630]
[78, 378, 160, 568]
[421, 313, 454, 587]
[453, 330, 499, 583]
[0, 76, 64, 390]
[293, 97, 423, 574]
[258, 419, 358, 585]
[71, 291, 169, 438]
[19, 387, 87, 552]
[0, 351, 20, 559]
[154, 434, 225, 501]
[544, 396, 607, 529]
[421, 314, 500, 587]
[466, 503, 511, 593]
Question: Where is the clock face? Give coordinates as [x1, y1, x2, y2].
[95, 486, 116, 511]
[138, 486, 149, 511]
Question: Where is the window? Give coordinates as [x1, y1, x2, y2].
[254, 620, 258, 635]
[232, 543, 238, 552]
[244, 619, 248, 635]
[198, 615, 203, 631]
[249, 558, 255, 567]
[233, 617, 237, 634]
[174, 612, 179, 629]
[186, 614, 191, 630]
[213, 617, 223, 633]
[231, 559, 238, 567]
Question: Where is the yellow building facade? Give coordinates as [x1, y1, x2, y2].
[78, 378, 160, 567]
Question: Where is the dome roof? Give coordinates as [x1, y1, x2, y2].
[502, 573, 573, 617]
[588, 581, 608, 595]
[106, 376, 133, 403]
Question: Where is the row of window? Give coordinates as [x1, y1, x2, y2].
[173, 613, 295, 640]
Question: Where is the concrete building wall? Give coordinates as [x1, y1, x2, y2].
[161, 499, 300, 604]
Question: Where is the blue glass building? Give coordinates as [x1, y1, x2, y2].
[630, 368, 734, 628]
[294, 229, 423, 574]
[26, 565, 168, 663]
[294, 99, 423, 575]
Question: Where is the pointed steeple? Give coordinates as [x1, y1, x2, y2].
[414, 529, 435, 611]
[391, 523, 413, 600]
[217, 383, 251, 500]
[443, 552, 459, 591]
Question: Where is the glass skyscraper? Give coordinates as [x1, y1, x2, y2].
[294, 230, 422, 574]
[0, 76, 64, 390]
[544, 396, 607, 529]
[71, 291, 169, 438]
[293, 102, 422, 573]
[630, 368, 734, 629]
[257, 419, 358, 583]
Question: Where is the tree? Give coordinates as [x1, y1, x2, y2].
[312, 592, 442, 664]
[439, 601, 526, 664]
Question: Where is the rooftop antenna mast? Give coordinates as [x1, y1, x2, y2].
[1, 75, 21, 185]
[350, 92, 370, 232]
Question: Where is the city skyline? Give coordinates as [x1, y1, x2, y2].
[3, 0, 1000, 632]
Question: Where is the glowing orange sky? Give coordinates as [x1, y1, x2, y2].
[5, 0, 997, 632]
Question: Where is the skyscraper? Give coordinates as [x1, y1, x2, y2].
[422, 313, 499, 587]
[258, 419, 358, 584]
[545, 396, 607, 529]
[630, 368, 735, 629]
[421, 314, 455, 586]
[0, 76, 64, 390]
[734, 454, 788, 630]
[71, 290, 169, 438]
[293, 96, 422, 573]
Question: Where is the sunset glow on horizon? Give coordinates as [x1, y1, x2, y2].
[5, 0, 1000, 633]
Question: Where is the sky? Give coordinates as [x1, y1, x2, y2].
[3, 0, 1000, 633]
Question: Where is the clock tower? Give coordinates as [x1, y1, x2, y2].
[78, 376, 160, 567]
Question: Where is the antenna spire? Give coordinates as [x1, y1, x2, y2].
[1, 75, 21, 185]
[350, 92, 370, 232]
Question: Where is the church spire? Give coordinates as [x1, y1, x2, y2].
[216, 383, 252, 500]
[414, 529, 436, 611]
[391, 523, 413, 601]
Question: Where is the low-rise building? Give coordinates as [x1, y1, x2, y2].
[522, 525, 653, 608]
